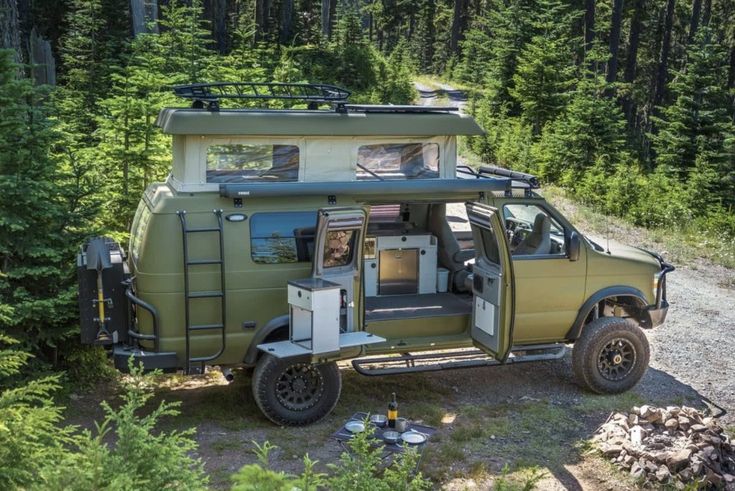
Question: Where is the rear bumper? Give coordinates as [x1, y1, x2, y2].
[113, 345, 178, 373]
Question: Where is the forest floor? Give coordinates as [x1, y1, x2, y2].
[63, 188, 735, 490]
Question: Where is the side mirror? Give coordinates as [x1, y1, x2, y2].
[568, 232, 581, 261]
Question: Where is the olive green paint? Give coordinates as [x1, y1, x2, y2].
[129, 182, 662, 368]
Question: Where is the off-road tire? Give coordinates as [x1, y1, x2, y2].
[572, 317, 650, 394]
[252, 354, 341, 426]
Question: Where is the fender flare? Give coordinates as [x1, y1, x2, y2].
[565, 286, 649, 341]
[243, 314, 289, 366]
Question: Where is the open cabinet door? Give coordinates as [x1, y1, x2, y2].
[466, 202, 516, 362]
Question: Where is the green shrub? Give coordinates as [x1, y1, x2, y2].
[37, 359, 208, 491]
[0, 334, 71, 489]
[231, 422, 431, 491]
[61, 344, 117, 390]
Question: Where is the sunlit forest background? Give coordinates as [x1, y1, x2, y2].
[0, 0, 734, 488]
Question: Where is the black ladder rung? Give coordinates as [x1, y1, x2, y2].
[188, 291, 224, 299]
[185, 227, 220, 233]
[186, 259, 222, 265]
[188, 323, 225, 331]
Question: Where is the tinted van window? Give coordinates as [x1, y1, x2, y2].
[250, 212, 317, 264]
[207, 144, 299, 183]
[356, 143, 439, 179]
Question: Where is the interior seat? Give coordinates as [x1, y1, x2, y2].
[429, 203, 473, 292]
[514, 213, 551, 255]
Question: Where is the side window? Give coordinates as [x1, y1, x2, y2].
[207, 144, 299, 183]
[478, 227, 501, 265]
[322, 229, 357, 268]
[250, 212, 317, 264]
[356, 143, 439, 180]
[503, 204, 566, 256]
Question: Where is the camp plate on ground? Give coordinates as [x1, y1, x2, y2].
[400, 430, 427, 445]
[344, 420, 365, 433]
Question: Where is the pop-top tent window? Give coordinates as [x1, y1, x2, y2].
[207, 144, 299, 183]
[356, 143, 439, 180]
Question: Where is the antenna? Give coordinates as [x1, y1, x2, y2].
[605, 212, 611, 254]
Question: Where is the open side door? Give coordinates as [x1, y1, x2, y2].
[466, 202, 516, 362]
[312, 207, 367, 333]
[257, 207, 384, 360]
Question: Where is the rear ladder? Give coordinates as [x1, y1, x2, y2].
[177, 209, 226, 374]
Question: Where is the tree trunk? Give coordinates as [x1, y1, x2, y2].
[653, 0, 675, 107]
[130, 0, 159, 36]
[279, 0, 293, 44]
[203, 0, 227, 52]
[728, 45, 735, 123]
[256, 0, 269, 41]
[0, 0, 23, 62]
[584, 0, 595, 53]
[321, 0, 336, 39]
[623, 0, 643, 121]
[449, 0, 468, 55]
[701, 0, 711, 27]
[408, 9, 415, 41]
[29, 27, 55, 85]
[369, 11, 373, 43]
[688, 0, 701, 42]
[606, 0, 624, 84]
[328, 0, 336, 39]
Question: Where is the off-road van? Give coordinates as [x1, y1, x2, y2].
[77, 83, 673, 425]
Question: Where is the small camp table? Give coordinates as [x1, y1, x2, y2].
[332, 412, 436, 465]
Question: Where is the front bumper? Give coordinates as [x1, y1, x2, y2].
[647, 300, 669, 327]
[647, 251, 675, 327]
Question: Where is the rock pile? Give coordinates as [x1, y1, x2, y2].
[593, 405, 734, 488]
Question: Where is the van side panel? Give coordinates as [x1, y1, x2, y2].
[130, 183, 359, 366]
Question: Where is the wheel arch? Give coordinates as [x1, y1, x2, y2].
[566, 286, 650, 341]
[243, 314, 289, 366]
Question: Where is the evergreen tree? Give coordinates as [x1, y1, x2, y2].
[510, 35, 575, 134]
[0, 334, 70, 489]
[481, 0, 537, 115]
[158, 0, 214, 84]
[533, 71, 629, 185]
[92, 0, 218, 234]
[652, 27, 735, 206]
[509, 0, 578, 134]
[0, 50, 77, 350]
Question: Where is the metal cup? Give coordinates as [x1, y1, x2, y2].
[395, 417, 408, 432]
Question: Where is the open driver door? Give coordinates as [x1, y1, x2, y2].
[466, 202, 516, 362]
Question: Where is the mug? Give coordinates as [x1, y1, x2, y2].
[395, 417, 408, 432]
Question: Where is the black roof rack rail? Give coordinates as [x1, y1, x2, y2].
[457, 164, 540, 197]
[172, 82, 351, 111]
[344, 104, 459, 113]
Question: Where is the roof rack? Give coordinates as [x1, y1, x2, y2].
[173, 82, 351, 111]
[457, 165, 540, 197]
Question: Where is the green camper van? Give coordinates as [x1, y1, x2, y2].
[77, 83, 673, 425]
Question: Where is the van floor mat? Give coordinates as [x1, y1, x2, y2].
[365, 293, 472, 321]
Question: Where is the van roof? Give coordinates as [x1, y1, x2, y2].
[155, 107, 486, 137]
